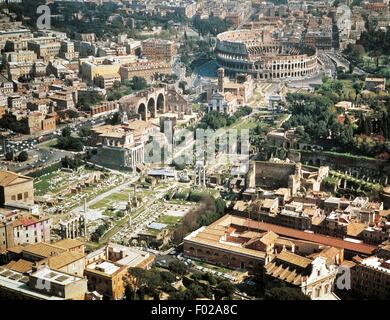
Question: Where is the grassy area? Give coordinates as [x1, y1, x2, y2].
[34, 179, 50, 193]
[39, 139, 58, 148]
[232, 117, 258, 130]
[341, 80, 356, 97]
[110, 192, 131, 202]
[159, 215, 182, 225]
[89, 198, 111, 210]
[89, 189, 136, 210]
[146, 228, 161, 236]
[34, 170, 66, 195]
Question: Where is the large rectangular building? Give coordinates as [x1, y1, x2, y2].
[0, 170, 34, 207]
[141, 39, 176, 63]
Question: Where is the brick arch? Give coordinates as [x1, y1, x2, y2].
[138, 103, 146, 121]
[147, 97, 156, 118]
[157, 93, 165, 113]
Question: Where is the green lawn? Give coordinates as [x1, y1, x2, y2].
[146, 228, 161, 236]
[232, 117, 258, 130]
[34, 170, 66, 195]
[89, 198, 111, 210]
[110, 192, 131, 202]
[39, 139, 58, 148]
[34, 180, 50, 193]
[159, 215, 182, 225]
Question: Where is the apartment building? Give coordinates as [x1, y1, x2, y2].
[119, 60, 171, 83]
[79, 55, 137, 83]
[28, 38, 62, 61]
[350, 256, 390, 299]
[0, 212, 52, 253]
[85, 243, 154, 300]
[141, 38, 176, 63]
[94, 74, 121, 89]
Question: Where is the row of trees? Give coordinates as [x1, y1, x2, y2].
[56, 127, 84, 152]
[358, 26, 390, 56]
[0, 114, 28, 134]
[192, 16, 232, 36]
[197, 107, 253, 130]
[107, 76, 148, 101]
[90, 222, 110, 243]
[5, 150, 28, 162]
[125, 262, 235, 300]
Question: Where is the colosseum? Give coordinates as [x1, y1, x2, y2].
[215, 29, 318, 80]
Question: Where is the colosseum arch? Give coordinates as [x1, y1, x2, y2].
[138, 103, 146, 121]
[147, 98, 156, 118]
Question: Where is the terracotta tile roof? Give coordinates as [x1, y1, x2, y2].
[23, 243, 65, 259]
[54, 239, 84, 250]
[312, 215, 325, 226]
[346, 222, 366, 237]
[259, 231, 279, 246]
[341, 260, 356, 268]
[226, 215, 376, 255]
[48, 251, 85, 270]
[308, 246, 341, 264]
[185, 233, 266, 259]
[6, 245, 24, 254]
[265, 261, 304, 286]
[276, 251, 312, 269]
[274, 238, 295, 247]
[5, 259, 33, 274]
[379, 209, 390, 218]
[0, 170, 32, 187]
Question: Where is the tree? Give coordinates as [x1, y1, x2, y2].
[61, 156, 83, 169]
[215, 280, 235, 299]
[17, 151, 28, 162]
[160, 271, 176, 284]
[131, 76, 147, 91]
[62, 127, 72, 137]
[124, 285, 136, 300]
[57, 135, 84, 152]
[352, 81, 363, 97]
[5, 152, 13, 161]
[202, 272, 218, 285]
[107, 112, 121, 125]
[79, 125, 92, 138]
[187, 283, 204, 299]
[168, 260, 188, 276]
[66, 109, 79, 119]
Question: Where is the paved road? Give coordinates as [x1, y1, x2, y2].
[319, 53, 337, 79]
[2, 113, 112, 156]
[286, 70, 324, 89]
